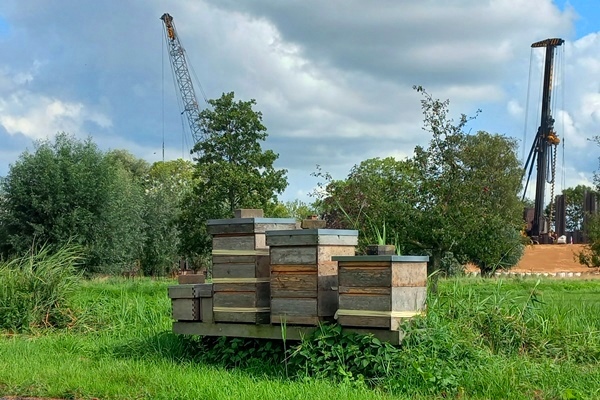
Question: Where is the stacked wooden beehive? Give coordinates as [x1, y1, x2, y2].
[168, 283, 213, 322]
[332, 255, 429, 330]
[267, 229, 358, 325]
[208, 210, 297, 324]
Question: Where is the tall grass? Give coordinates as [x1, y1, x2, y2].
[0, 244, 82, 331]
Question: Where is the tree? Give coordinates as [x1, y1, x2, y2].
[140, 159, 194, 276]
[179, 92, 288, 258]
[0, 133, 146, 274]
[268, 199, 318, 220]
[407, 87, 525, 277]
[545, 185, 596, 232]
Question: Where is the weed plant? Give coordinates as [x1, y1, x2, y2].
[0, 244, 82, 331]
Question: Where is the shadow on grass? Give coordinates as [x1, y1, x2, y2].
[104, 331, 290, 378]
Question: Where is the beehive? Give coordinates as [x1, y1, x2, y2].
[168, 283, 213, 322]
[267, 229, 358, 325]
[207, 216, 297, 324]
[332, 255, 429, 330]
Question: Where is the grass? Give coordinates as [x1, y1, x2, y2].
[0, 276, 599, 399]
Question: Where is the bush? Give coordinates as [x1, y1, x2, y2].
[0, 244, 82, 332]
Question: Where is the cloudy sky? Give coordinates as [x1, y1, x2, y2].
[0, 0, 598, 204]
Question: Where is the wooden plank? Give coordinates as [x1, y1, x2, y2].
[213, 282, 269, 292]
[168, 284, 212, 299]
[172, 299, 200, 321]
[256, 255, 270, 277]
[255, 233, 267, 249]
[208, 221, 296, 235]
[391, 287, 427, 312]
[337, 315, 390, 329]
[214, 311, 270, 324]
[271, 272, 317, 297]
[391, 262, 428, 287]
[270, 314, 320, 325]
[270, 247, 317, 265]
[234, 209, 264, 218]
[212, 235, 256, 251]
[338, 294, 390, 311]
[173, 322, 404, 345]
[212, 255, 257, 264]
[338, 262, 394, 268]
[338, 286, 392, 295]
[201, 297, 213, 324]
[338, 266, 391, 287]
[213, 285, 270, 308]
[212, 263, 257, 279]
[271, 297, 317, 317]
[266, 234, 358, 247]
[271, 264, 317, 273]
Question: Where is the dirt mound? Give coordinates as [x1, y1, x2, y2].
[468, 244, 598, 274]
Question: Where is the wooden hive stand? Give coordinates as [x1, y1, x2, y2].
[208, 212, 297, 324]
[332, 255, 429, 331]
[267, 229, 358, 325]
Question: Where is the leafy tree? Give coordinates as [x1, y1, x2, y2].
[140, 159, 194, 276]
[545, 185, 596, 232]
[179, 92, 288, 258]
[268, 199, 317, 220]
[0, 133, 146, 274]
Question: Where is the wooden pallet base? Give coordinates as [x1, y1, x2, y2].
[173, 321, 404, 345]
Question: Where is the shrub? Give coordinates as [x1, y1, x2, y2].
[0, 244, 82, 332]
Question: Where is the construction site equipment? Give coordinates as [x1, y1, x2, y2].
[522, 38, 564, 242]
[160, 13, 206, 147]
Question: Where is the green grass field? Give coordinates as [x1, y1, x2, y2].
[0, 277, 599, 399]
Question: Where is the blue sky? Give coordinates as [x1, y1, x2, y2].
[0, 0, 598, 205]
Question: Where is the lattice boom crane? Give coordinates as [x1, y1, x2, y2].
[160, 13, 205, 146]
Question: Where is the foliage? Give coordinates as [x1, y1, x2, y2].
[314, 88, 525, 276]
[267, 199, 317, 220]
[179, 92, 288, 258]
[140, 159, 194, 276]
[0, 133, 146, 274]
[0, 244, 82, 332]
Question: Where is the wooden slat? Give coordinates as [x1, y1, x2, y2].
[338, 286, 391, 295]
[338, 294, 390, 311]
[172, 299, 200, 321]
[271, 264, 317, 273]
[201, 297, 213, 324]
[338, 262, 393, 268]
[391, 262, 428, 287]
[173, 322, 404, 344]
[213, 282, 269, 292]
[391, 287, 427, 311]
[208, 222, 297, 235]
[212, 263, 257, 279]
[271, 297, 317, 317]
[271, 272, 317, 298]
[337, 315, 390, 329]
[212, 284, 270, 308]
[213, 311, 270, 324]
[317, 289, 338, 317]
[212, 255, 257, 264]
[212, 235, 256, 251]
[270, 247, 317, 265]
[270, 315, 320, 325]
[339, 266, 391, 287]
[168, 284, 212, 299]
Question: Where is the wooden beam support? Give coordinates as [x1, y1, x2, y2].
[172, 321, 404, 345]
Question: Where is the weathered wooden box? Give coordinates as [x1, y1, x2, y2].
[267, 229, 358, 325]
[332, 255, 429, 331]
[208, 217, 297, 324]
[168, 283, 213, 322]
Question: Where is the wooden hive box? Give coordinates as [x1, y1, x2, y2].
[267, 229, 358, 325]
[168, 283, 213, 322]
[207, 217, 297, 324]
[332, 255, 429, 331]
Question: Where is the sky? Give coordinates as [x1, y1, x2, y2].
[0, 0, 598, 205]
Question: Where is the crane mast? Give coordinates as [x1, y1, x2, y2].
[522, 38, 564, 242]
[160, 13, 205, 146]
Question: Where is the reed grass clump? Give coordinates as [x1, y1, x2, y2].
[0, 244, 82, 332]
